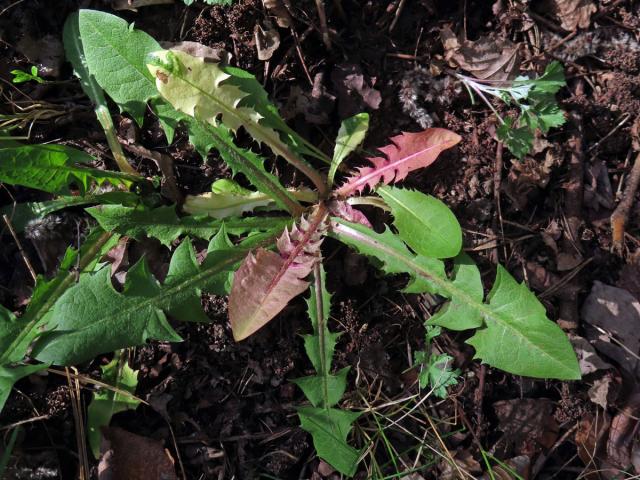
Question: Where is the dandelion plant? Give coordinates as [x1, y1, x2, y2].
[0, 10, 580, 477]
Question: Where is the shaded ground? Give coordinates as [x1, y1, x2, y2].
[1, 0, 640, 478]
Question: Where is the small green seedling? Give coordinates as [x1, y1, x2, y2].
[10, 66, 45, 84]
[458, 61, 567, 159]
[414, 325, 461, 399]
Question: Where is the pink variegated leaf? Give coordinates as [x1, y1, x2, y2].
[327, 200, 372, 228]
[229, 248, 313, 340]
[335, 128, 461, 197]
[229, 211, 327, 341]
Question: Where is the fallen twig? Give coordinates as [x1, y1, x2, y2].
[119, 140, 183, 205]
[611, 152, 640, 255]
[314, 0, 331, 49]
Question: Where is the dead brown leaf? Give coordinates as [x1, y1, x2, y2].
[254, 22, 280, 61]
[159, 41, 231, 65]
[262, 0, 292, 28]
[283, 72, 335, 125]
[439, 448, 482, 480]
[331, 63, 382, 118]
[607, 393, 640, 468]
[503, 143, 562, 210]
[440, 26, 521, 81]
[582, 282, 640, 378]
[569, 334, 613, 376]
[545, 0, 597, 31]
[98, 427, 177, 480]
[588, 373, 617, 409]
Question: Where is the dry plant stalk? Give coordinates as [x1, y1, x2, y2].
[611, 152, 640, 254]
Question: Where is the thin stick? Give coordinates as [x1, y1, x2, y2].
[290, 27, 314, 87]
[119, 140, 183, 204]
[587, 113, 631, 153]
[611, 152, 640, 255]
[389, 0, 407, 32]
[0, 414, 50, 431]
[2, 214, 37, 282]
[314, 0, 331, 49]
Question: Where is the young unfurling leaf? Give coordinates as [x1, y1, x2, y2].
[329, 113, 369, 188]
[335, 128, 461, 197]
[229, 209, 327, 341]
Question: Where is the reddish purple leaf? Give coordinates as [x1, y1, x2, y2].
[335, 128, 461, 197]
[229, 213, 327, 341]
[229, 248, 313, 341]
[328, 200, 372, 228]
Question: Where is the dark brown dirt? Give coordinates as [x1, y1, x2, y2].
[1, 0, 640, 479]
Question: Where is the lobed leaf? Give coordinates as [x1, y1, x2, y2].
[330, 219, 581, 380]
[0, 230, 118, 408]
[415, 351, 460, 399]
[147, 49, 325, 196]
[75, 10, 307, 211]
[1, 192, 139, 233]
[0, 230, 118, 365]
[88, 204, 289, 247]
[32, 234, 270, 365]
[229, 212, 327, 341]
[0, 144, 138, 195]
[187, 119, 303, 215]
[428, 254, 484, 330]
[292, 264, 361, 475]
[335, 128, 461, 197]
[297, 407, 362, 477]
[293, 367, 349, 409]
